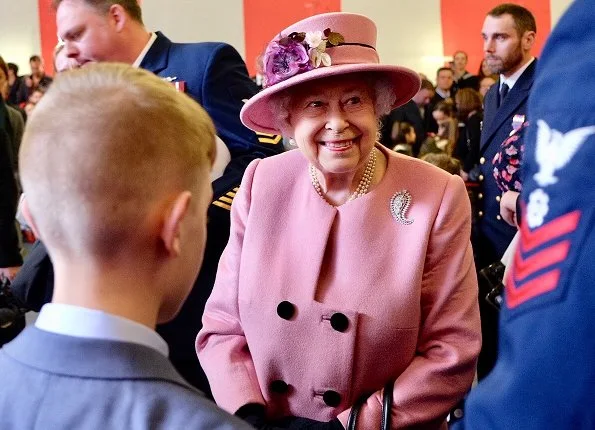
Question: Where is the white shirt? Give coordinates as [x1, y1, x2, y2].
[132, 32, 158, 68]
[35, 303, 169, 357]
[500, 57, 535, 92]
[435, 88, 451, 99]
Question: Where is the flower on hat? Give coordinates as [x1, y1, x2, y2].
[263, 39, 312, 87]
[262, 28, 345, 88]
[309, 46, 331, 68]
[305, 31, 325, 49]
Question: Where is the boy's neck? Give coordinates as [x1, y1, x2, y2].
[51, 261, 162, 329]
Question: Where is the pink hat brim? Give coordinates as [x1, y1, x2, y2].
[241, 64, 421, 135]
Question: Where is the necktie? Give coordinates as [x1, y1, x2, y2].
[499, 83, 510, 107]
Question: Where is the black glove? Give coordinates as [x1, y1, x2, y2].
[235, 404, 344, 430]
[235, 403, 269, 428]
[271, 416, 344, 430]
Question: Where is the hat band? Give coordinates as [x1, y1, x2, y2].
[325, 43, 380, 65]
[328, 42, 376, 50]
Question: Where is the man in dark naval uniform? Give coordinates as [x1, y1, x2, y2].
[475, 3, 537, 379]
[10, 0, 282, 397]
[453, 0, 595, 427]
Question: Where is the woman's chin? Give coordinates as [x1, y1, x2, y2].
[317, 159, 360, 175]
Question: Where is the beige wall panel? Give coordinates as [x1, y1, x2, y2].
[341, 0, 445, 82]
[0, 0, 42, 73]
[141, 0, 246, 57]
[550, 0, 572, 27]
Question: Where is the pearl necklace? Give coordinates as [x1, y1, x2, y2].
[309, 148, 377, 205]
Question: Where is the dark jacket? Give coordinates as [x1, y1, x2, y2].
[474, 59, 537, 267]
[0, 100, 21, 268]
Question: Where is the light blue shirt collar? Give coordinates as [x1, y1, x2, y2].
[35, 303, 169, 357]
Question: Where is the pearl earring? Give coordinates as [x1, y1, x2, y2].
[289, 138, 296, 146]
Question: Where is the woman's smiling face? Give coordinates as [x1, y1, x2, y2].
[286, 74, 378, 175]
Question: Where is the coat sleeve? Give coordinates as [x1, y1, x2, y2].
[196, 158, 265, 414]
[337, 174, 482, 429]
[201, 43, 283, 167]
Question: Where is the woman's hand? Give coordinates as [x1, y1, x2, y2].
[500, 191, 520, 227]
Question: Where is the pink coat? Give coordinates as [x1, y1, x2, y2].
[197, 146, 481, 429]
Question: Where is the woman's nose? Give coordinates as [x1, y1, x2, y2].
[325, 110, 349, 133]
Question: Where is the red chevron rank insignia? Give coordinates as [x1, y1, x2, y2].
[505, 210, 581, 309]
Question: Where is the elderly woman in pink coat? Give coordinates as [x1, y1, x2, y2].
[197, 12, 481, 430]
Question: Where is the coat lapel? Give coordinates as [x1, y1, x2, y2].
[139, 32, 171, 75]
[480, 59, 537, 151]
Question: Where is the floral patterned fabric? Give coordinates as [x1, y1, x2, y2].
[492, 121, 529, 193]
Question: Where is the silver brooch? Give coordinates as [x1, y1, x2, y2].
[390, 190, 414, 225]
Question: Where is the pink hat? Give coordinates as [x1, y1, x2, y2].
[240, 12, 421, 134]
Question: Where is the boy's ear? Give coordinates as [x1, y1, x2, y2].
[21, 197, 41, 239]
[160, 191, 192, 257]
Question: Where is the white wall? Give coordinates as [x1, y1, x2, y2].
[141, 0, 246, 55]
[0, 0, 42, 74]
[342, 0, 446, 81]
[551, 0, 573, 27]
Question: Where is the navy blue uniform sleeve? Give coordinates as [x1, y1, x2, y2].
[201, 43, 283, 170]
[9, 240, 53, 311]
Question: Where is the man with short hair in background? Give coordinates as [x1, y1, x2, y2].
[425, 67, 455, 133]
[452, 50, 479, 91]
[475, 3, 537, 379]
[23, 55, 53, 98]
[381, 78, 435, 156]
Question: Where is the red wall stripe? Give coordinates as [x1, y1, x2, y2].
[38, 0, 58, 76]
[243, 0, 341, 77]
[440, 0, 551, 77]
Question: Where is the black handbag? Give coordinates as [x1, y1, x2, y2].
[478, 261, 505, 311]
[347, 381, 394, 430]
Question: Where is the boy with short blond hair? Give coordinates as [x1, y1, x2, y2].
[0, 63, 250, 430]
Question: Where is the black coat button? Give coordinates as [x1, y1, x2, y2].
[270, 380, 289, 394]
[277, 301, 295, 320]
[323, 390, 341, 407]
[330, 313, 349, 332]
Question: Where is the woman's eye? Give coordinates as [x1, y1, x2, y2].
[346, 96, 362, 105]
[306, 101, 323, 108]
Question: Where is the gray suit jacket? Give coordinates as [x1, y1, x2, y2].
[0, 327, 252, 429]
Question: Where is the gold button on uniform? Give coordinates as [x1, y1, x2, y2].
[496, 195, 501, 202]
[478, 193, 483, 199]
[479, 211, 484, 217]
[479, 157, 486, 165]
[479, 175, 484, 181]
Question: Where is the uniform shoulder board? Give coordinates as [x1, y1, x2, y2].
[255, 132, 282, 145]
[212, 186, 240, 211]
